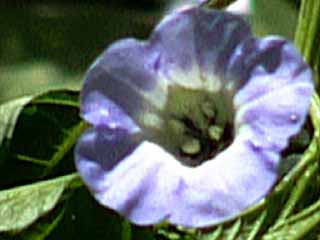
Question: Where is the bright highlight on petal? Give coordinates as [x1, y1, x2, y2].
[75, 5, 314, 228]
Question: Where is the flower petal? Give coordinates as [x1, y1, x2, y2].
[193, 8, 251, 82]
[150, 7, 251, 91]
[229, 37, 313, 98]
[80, 7, 254, 131]
[171, 136, 278, 227]
[232, 37, 314, 150]
[75, 128, 142, 193]
[235, 82, 313, 152]
[81, 91, 140, 132]
[75, 131, 279, 227]
[81, 39, 167, 129]
[75, 130, 185, 224]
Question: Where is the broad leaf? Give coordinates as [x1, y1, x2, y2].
[0, 90, 82, 235]
[0, 96, 32, 146]
[23, 205, 66, 240]
[0, 90, 81, 188]
[0, 173, 80, 233]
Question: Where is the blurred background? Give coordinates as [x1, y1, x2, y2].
[0, 0, 299, 104]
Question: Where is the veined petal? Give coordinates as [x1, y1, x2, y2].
[81, 39, 167, 129]
[171, 136, 278, 227]
[81, 91, 140, 132]
[76, 132, 279, 227]
[76, 131, 186, 224]
[150, 7, 251, 91]
[75, 128, 142, 192]
[232, 37, 314, 150]
[235, 82, 313, 151]
[229, 37, 313, 99]
[80, 7, 254, 132]
[193, 8, 251, 83]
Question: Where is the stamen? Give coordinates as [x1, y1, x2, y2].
[168, 119, 185, 134]
[181, 137, 201, 155]
[201, 101, 216, 118]
[144, 87, 233, 166]
[208, 125, 224, 141]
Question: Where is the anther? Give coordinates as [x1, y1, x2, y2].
[181, 138, 201, 155]
[208, 125, 223, 141]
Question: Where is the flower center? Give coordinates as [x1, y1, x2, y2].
[141, 86, 235, 167]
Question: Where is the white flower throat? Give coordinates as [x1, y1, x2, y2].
[141, 86, 234, 166]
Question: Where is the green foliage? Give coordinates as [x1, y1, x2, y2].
[295, 0, 320, 90]
[0, 90, 83, 237]
[0, 173, 79, 233]
[0, 96, 32, 146]
[0, 89, 157, 240]
[22, 204, 66, 240]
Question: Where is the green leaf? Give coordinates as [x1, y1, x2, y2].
[31, 90, 79, 108]
[121, 220, 132, 240]
[263, 198, 320, 240]
[294, 0, 320, 88]
[0, 173, 81, 233]
[200, 226, 222, 240]
[0, 96, 32, 146]
[0, 89, 82, 188]
[45, 188, 127, 240]
[0, 89, 85, 235]
[23, 204, 66, 240]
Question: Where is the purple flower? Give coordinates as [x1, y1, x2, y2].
[75, 6, 313, 227]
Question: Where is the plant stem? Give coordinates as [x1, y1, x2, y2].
[294, 0, 320, 88]
[41, 121, 88, 177]
[273, 161, 318, 227]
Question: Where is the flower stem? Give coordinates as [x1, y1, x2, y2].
[41, 121, 88, 177]
[247, 211, 267, 240]
[226, 219, 242, 240]
[263, 197, 320, 240]
[273, 161, 318, 227]
[201, 226, 223, 240]
[294, 0, 320, 88]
